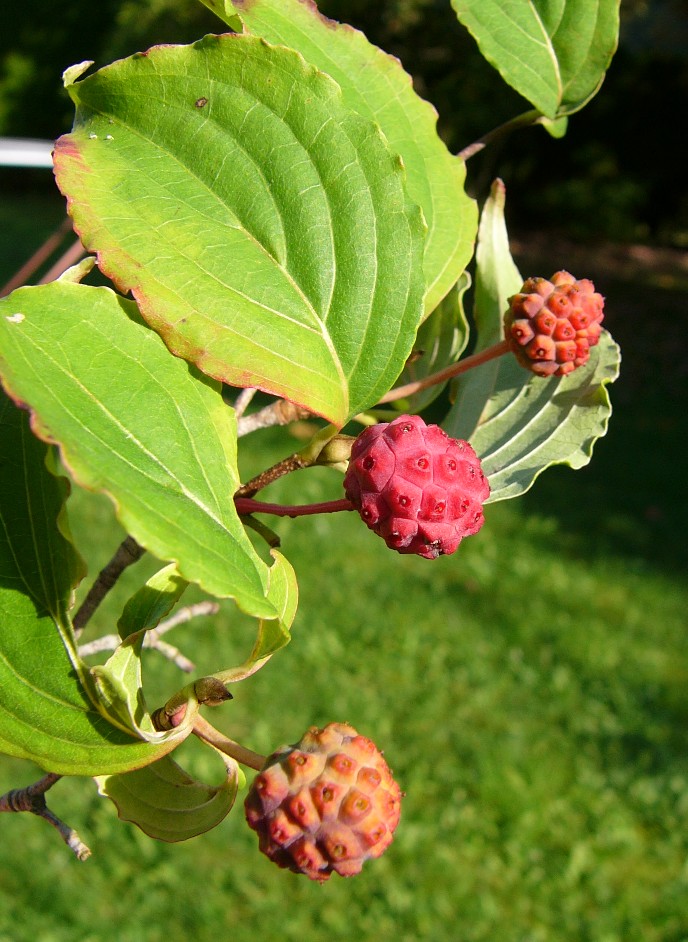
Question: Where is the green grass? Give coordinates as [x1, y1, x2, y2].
[1, 441, 688, 942]
[1, 194, 688, 941]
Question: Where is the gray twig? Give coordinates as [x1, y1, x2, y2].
[232, 387, 257, 418]
[73, 536, 145, 638]
[153, 601, 220, 636]
[0, 773, 92, 861]
[236, 399, 312, 437]
[77, 601, 220, 671]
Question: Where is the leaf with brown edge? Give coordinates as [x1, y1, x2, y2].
[53, 34, 426, 425]
[202, 0, 478, 317]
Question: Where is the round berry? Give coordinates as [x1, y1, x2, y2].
[245, 723, 402, 882]
[504, 271, 605, 377]
[343, 414, 489, 559]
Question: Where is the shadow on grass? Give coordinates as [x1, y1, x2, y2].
[513, 241, 688, 577]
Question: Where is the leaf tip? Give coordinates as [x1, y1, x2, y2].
[57, 257, 95, 284]
[63, 61, 94, 88]
[489, 177, 507, 205]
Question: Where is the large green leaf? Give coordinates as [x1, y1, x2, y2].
[53, 34, 426, 425]
[451, 0, 620, 118]
[0, 391, 192, 775]
[201, 0, 477, 315]
[95, 750, 239, 842]
[0, 281, 279, 619]
[445, 179, 620, 500]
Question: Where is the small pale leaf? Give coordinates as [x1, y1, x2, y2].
[95, 751, 239, 842]
[118, 564, 189, 640]
[541, 115, 569, 138]
[84, 566, 189, 737]
[57, 256, 95, 283]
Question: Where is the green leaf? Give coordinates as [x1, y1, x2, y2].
[53, 33, 426, 425]
[202, 0, 477, 315]
[445, 179, 620, 500]
[117, 564, 189, 640]
[391, 273, 471, 413]
[541, 115, 569, 138]
[86, 566, 189, 737]
[0, 281, 280, 620]
[0, 391, 191, 775]
[95, 751, 239, 842]
[445, 179, 521, 442]
[451, 0, 620, 118]
[213, 549, 297, 684]
[475, 331, 620, 501]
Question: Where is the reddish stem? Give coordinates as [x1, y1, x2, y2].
[377, 339, 511, 405]
[1, 217, 73, 297]
[234, 497, 354, 518]
[38, 238, 87, 284]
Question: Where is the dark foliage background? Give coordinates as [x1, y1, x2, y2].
[1, 0, 687, 247]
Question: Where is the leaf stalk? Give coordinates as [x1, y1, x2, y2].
[458, 109, 542, 161]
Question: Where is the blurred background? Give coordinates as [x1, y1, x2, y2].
[1, 2, 687, 940]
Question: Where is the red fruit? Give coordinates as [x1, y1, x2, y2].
[343, 414, 489, 559]
[504, 271, 605, 377]
[245, 723, 402, 882]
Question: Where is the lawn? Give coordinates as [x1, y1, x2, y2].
[1, 190, 687, 942]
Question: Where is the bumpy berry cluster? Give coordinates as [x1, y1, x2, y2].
[504, 271, 605, 377]
[343, 414, 489, 559]
[245, 722, 402, 882]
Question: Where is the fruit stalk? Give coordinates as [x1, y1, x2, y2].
[192, 715, 267, 772]
[377, 339, 510, 405]
[234, 497, 354, 518]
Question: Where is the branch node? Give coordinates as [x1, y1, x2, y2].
[0, 774, 92, 861]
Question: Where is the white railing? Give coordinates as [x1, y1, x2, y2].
[0, 137, 54, 168]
